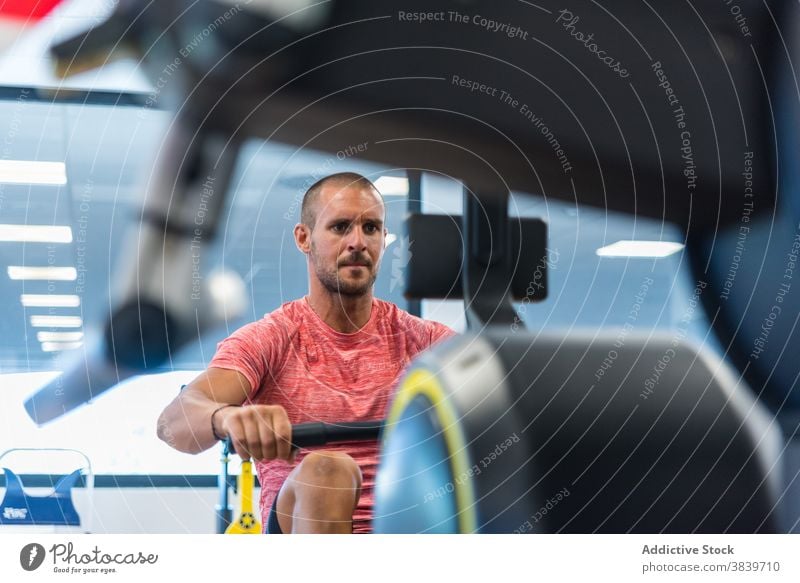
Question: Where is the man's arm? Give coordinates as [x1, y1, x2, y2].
[156, 367, 293, 461]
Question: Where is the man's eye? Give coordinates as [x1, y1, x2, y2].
[332, 223, 348, 233]
[365, 224, 378, 234]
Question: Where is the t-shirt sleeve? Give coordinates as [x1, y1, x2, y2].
[428, 321, 457, 346]
[208, 315, 291, 399]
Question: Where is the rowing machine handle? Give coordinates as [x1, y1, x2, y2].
[224, 420, 384, 455]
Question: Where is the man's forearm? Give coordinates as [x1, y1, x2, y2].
[157, 392, 224, 454]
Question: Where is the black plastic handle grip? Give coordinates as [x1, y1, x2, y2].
[224, 420, 384, 456]
[290, 420, 384, 448]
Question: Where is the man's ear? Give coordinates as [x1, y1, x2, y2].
[294, 223, 311, 254]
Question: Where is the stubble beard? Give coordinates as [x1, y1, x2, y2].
[310, 241, 378, 297]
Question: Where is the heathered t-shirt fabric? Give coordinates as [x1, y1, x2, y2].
[209, 296, 455, 533]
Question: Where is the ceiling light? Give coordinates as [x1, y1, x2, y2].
[0, 224, 72, 243]
[21, 294, 80, 307]
[207, 270, 247, 320]
[0, 160, 67, 185]
[30, 315, 83, 328]
[8, 266, 77, 280]
[596, 240, 684, 258]
[374, 176, 409, 196]
[36, 331, 84, 342]
[41, 341, 83, 352]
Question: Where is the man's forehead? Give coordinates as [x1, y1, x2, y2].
[316, 183, 384, 217]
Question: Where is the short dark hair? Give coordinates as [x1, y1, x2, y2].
[300, 172, 382, 229]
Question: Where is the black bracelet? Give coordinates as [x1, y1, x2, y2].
[211, 404, 239, 441]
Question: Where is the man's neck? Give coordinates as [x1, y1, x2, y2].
[306, 289, 374, 333]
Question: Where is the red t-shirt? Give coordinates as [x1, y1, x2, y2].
[209, 296, 455, 533]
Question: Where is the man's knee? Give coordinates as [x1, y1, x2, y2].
[296, 451, 362, 489]
[277, 451, 362, 533]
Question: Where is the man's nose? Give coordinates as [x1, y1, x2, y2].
[346, 226, 367, 251]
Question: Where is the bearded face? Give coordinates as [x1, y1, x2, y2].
[310, 238, 379, 297]
[300, 184, 386, 298]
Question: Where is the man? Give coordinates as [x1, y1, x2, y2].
[157, 172, 454, 534]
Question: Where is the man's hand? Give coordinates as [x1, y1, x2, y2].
[218, 404, 295, 462]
